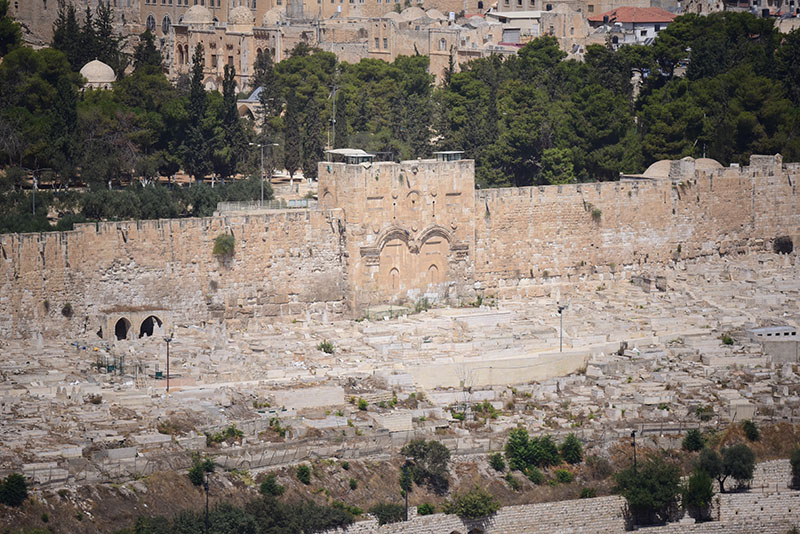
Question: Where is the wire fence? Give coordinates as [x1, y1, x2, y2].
[216, 199, 317, 213]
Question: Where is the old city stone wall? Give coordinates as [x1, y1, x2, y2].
[0, 209, 347, 339]
[2, 155, 800, 338]
[475, 156, 800, 298]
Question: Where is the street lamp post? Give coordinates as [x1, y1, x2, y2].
[203, 470, 210, 534]
[557, 304, 566, 353]
[631, 430, 637, 474]
[164, 332, 173, 392]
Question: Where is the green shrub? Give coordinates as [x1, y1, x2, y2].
[357, 398, 368, 411]
[296, 464, 312, 485]
[560, 433, 583, 465]
[742, 420, 760, 442]
[369, 502, 405, 525]
[505, 472, 521, 491]
[695, 405, 714, 422]
[682, 429, 705, 452]
[722, 444, 756, 491]
[188, 456, 215, 486]
[212, 233, 235, 257]
[555, 469, 574, 484]
[504, 428, 560, 471]
[416, 503, 435, 516]
[317, 340, 335, 354]
[341, 461, 350, 471]
[260, 473, 285, 496]
[451, 410, 466, 421]
[349, 478, 357, 490]
[41, 512, 49, 523]
[721, 334, 734, 345]
[682, 468, 714, 521]
[526, 466, 545, 485]
[442, 487, 500, 520]
[400, 439, 452, 494]
[615, 456, 681, 526]
[489, 452, 506, 472]
[580, 487, 597, 499]
[591, 208, 602, 222]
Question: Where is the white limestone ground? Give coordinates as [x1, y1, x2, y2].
[1, 252, 799, 487]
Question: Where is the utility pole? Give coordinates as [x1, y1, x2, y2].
[557, 304, 566, 353]
[330, 85, 337, 149]
[631, 430, 637, 474]
[204, 470, 210, 534]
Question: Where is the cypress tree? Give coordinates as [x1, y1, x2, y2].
[94, 2, 124, 77]
[283, 90, 301, 179]
[182, 44, 210, 181]
[302, 97, 324, 181]
[0, 0, 22, 57]
[79, 6, 97, 67]
[52, 3, 81, 70]
[334, 90, 348, 149]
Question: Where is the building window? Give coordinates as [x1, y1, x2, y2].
[146, 14, 156, 32]
[211, 54, 217, 67]
[517, 0, 521, 5]
[253, 0, 256, 7]
[438, 37, 446, 50]
[228, 55, 233, 65]
[545, 3, 551, 9]
[587, 4, 593, 11]
[162, 14, 171, 33]
[374, 37, 379, 47]
[43, 0, 46, 8]
[655, 24, 661, 31]
[383, 37, 387, 48]
[640, 29, 647, 36]
[529, 0, 534, 5]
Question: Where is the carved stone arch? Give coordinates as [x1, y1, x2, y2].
[406, 189, 421, 210]
[377, 226, 412, 251]
[418, 225, 453, 247]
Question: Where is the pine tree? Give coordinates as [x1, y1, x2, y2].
[352, 90, 369, 133]
[283, 90, 301, 179]
[334, 90, 348, 148]
[52, 3, 82, 70]
[132, 30, 163, 73]
[302, 97, 324, 181]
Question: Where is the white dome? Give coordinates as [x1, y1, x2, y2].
[642, 159, 671, 178]
[261, 7, 282, 26]
[426, 8, 447, 19]
[183, 5, 213, 25]
[229, 6, 255, 25]
[80, 59, 115, 85]
[399, 6, 426, 21]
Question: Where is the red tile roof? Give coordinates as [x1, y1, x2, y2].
[588, 6, 676, 24]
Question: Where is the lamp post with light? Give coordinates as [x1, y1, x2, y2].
[164, 332, 173, 392]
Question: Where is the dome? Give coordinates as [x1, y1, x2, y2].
[399, 6, 426, 21]
[642, 159, 671, 178]
[229, 6, 255, 26]
[695, 157, 723, 172]
[382, 11, 402, 19]
[261, 7, 282, 26]
[183, 5, 213, 25]
[80, 59, 115, 86]
[426, 8, 447, 19]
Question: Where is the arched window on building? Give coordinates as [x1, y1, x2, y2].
[162, 14, 171, 33]
[438, 38, 446, 51]
[146, 13, 156, 32]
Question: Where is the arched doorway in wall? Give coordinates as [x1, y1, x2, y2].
[139, 315, 163, 338]
[390, 267, 400, 291]
[115, 318, 131, 340]
[427, 264, 440, 286]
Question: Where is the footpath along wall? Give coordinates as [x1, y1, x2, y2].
[1, 154, 799, 338]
